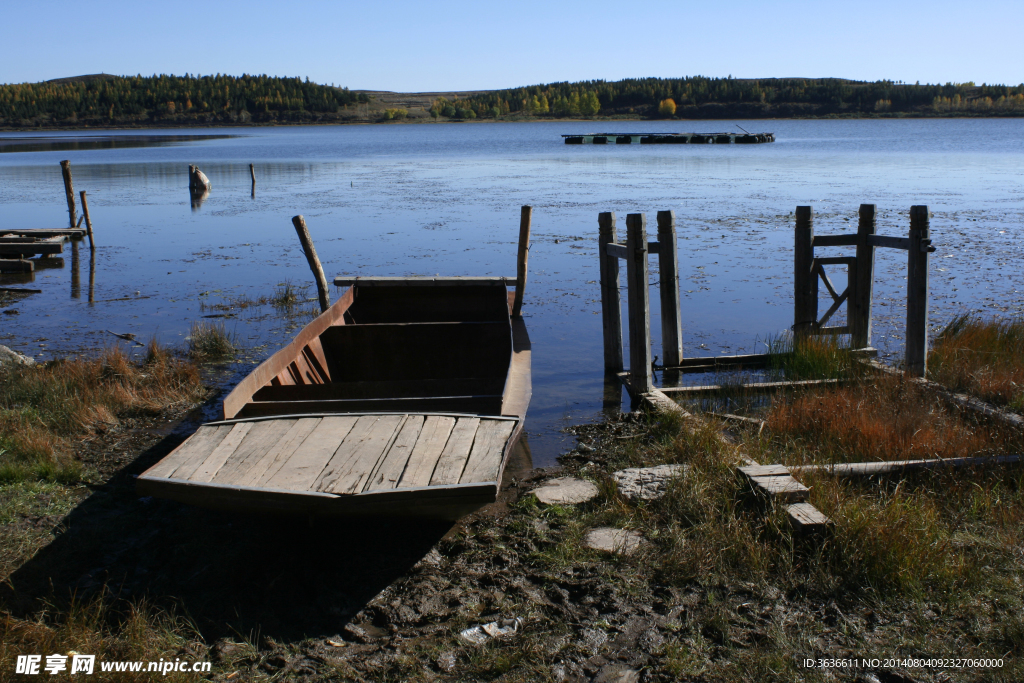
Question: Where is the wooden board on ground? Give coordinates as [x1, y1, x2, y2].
[751, 474, 809, 503]
[787, 502, 833, 535]
[136, 412, 519, 519]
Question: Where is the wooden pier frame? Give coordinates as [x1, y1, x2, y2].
[625, 214, 653, 395]
[794, 204, 934, 376]
[598, 211, 683, 394]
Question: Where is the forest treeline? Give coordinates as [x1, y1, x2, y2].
[0, 74, 369, 127]
[4, 74, 1024, 127]
[437, 77, 1024, 119]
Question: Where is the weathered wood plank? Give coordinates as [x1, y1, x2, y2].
[430, 417, 481, 485]
[867, 234, 910, 250]
[791, 454, 1023, 477]
[738, 464, 791, 479]
[460, 420, 516, 484]
[850, 204, 876, 348]
[318, 414, 406, 494]
[142, 425, 233, 479]
[787, 502, 833, 535]
[188, 422, 254, 482]
[811, 234, 858, 247]
[660, 378, 846, 395]
[263, 416, 359, 491]
[364, 415, 424, 492]
[236, 418, 320, 487]
[906, 205, 931, 377]
[398, 416, 456, 488]
[753, 475, 809, 503]
[212, 419, 296, 484]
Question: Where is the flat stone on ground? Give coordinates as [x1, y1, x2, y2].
[586, 527, 643, 555]
[531, 477, 598, 505]
[0, 344, 34, 367]
[612, 464, 688, 501]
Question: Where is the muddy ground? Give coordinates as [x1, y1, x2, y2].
[6, 392, 1018, 683]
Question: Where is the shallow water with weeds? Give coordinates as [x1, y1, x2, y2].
[2, 119, 1023, 464]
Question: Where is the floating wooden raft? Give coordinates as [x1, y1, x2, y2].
[563, 132, 774, 145]
[137, 413, 519, 518]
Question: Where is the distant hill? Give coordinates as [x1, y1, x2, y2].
[0, 73, 369, 128]
[45, 73, 118, 85]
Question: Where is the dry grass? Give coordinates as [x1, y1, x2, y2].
[0, 594, 210, 683]
[0, 343, 207, 483]
[929, 313, 1024, 412]
[753, 373, 1020, 466]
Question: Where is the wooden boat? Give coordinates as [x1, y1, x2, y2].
[136, 275, 531, 520]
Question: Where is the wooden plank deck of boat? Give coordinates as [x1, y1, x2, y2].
[136, 412, 519, 519]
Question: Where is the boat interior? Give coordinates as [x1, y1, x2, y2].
[230, 283, 515, 418]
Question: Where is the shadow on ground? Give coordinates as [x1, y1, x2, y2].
[0, 426, 454, 643]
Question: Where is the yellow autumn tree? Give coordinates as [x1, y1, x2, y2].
[658, 98, 677, 117]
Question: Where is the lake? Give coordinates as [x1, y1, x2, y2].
[1, 118, 1022, 465]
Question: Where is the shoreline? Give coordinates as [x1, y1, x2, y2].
[2, 111, 1022, 133]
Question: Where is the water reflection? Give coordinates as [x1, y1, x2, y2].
[0, 134, 233, 154]
[71, 241, 80, 299]
[190, 188, 210, 210]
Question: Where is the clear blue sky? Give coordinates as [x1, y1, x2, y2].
[3, 0, 1021, 90]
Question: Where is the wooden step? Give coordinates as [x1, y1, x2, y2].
[787, 502, 833, 536]
[0, 228, 85, 238]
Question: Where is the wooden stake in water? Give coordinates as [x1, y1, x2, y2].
[598, 212, 623, 372]
[80, 190, 95, 250]
[793, 206, 817, 336]
[60, 160, 77, 228]
[906, 205, 931, 377]
[656, 210, 682, 366]
[625, 213, 653, 395]
[850, 204, 876, 348]
[511, 205, 531, 318]
[291, 215, 331, 313]
[250, 163, 256, 197]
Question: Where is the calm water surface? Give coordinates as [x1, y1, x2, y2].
[1, 119, 1022, 465]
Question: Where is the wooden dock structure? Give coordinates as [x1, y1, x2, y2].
[563, 132, 774, 145]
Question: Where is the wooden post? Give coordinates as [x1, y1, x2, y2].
[656, 210, 683, 366]
[906, 205, 931, 377]
[793, 206, 817, 336]
[598, 212, 624, 372]
[511, 205, 531, 317]
[850, 204, 875, 348]
[60, 160, 76, 228]
[250, 163, 256, 197]
[291, 215, 331, 313]
[79, 190, 95, 250]
[625, 213, 653, 395]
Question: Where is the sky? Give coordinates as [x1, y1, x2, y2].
[2, 0, 1021, 91]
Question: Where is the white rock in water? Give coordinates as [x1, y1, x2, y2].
[585, 527, 644, 555]
[0, 345, 35, 367]
[531, 477, 598, 505]
[612, 464, 688, 501]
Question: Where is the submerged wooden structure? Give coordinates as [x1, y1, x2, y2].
[139, 213, 533, 520]
[563, 132, 774, 145]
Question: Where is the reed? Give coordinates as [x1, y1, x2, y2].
[185, 322, 235, 361]
[929, 313, 1024, 412]
[763, 332, 854, 381]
